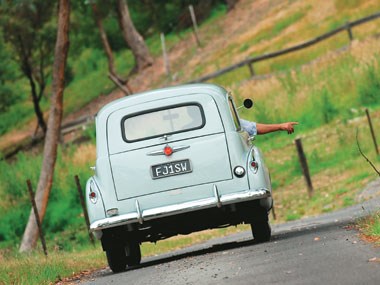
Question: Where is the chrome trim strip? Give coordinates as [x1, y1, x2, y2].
[147, 145, 190, 156]
[90, 188, 270, 232]
[172, 145, 190, 152]
[213, 184, 222, 208]
[91, 212, 138, 230]
[135, 200, 143, 224]
[147, 149, 165, 156]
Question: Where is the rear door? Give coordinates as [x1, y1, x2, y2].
[107, 93, 232, 200]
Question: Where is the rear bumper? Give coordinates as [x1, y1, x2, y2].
[90, 186, 270, 232]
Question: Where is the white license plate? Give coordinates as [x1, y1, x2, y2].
[151, 159, 192, 179]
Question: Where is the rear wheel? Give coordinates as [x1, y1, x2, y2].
[106, 247, 127, 273]
[250, 220, 271, 243]
[125, 240, 141, 266]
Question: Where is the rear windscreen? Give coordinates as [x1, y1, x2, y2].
[122, 104, 205, 142]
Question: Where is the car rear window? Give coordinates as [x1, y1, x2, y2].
[121, 104, 205, 142]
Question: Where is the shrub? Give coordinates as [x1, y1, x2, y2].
[321, 88, 338, 123]
[357, 64, 380, 106]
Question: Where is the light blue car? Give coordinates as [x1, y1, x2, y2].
[86, 83, 273, 272]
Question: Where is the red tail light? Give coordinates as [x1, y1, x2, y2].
[164, 145, 173, 156]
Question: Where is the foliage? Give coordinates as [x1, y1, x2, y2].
[0, 32, 19, 112]
[0, 145, 93, 248]
[0, 101, 33, 136]
[0, 1, 57, 85]
[320, 88, 338, 124]
[0, 0, 58, 132]
[82, 123, 96, 144]
[128, 0, 224, 35]
[357, 64, 380, 106]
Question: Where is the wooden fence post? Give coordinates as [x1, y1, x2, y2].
[294, 138, 314, 198]
[365, 108, 379, 156]
[346, 22, 354, 41]
[248, 62, 255, 77]
[189, 5, 201, 47]
[75, 175, 95, 245]
[26, 179, 48, 256]
[160, 33, 171, 78]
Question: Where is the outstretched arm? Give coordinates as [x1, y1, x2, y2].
[256, 122, 298, 135]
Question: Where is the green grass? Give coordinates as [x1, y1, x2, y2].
[0, 144, 94, 249]
[357, 211, 380, 245]
[263, 125, 378, 220]
[248, 10, 308, 46]
[335, 0, 362, 10]
[0, 246, 105, 285]
[285, 212, 302, 221]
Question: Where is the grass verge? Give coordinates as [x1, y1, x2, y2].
[357, 211, 380, 245]
[0, 226, 250, 285]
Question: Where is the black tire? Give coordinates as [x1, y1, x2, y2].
[250, 221, 271, 243]
[125, 240, 141, 267]
[106, 247, 127, 273]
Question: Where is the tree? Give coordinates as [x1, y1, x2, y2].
[116, 0, 153, 74]
[0, 32, 18, 112]
[0, 1, 57, 135]
[91, 1, 131, 94]
[19, 0, 70, 252]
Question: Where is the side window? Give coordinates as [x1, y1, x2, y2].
[228, 96, 241, 131]
[121, 104, 205, 142]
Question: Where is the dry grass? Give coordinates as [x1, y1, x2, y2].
[179, 0, 380, 83]
[264, 108, 380, 222]
[71, 144, 96, 168]
[0, 248, 106, 285]
[357, 211, 380, 245]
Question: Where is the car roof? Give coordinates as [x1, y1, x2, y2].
[97, 83, 228, 119]
[95, 83, 237, 157]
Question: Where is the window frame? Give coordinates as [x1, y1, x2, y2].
[228, 95, 242, 131]
[120, 102, 206, 143]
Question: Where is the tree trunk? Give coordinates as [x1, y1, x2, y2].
[18, 38, 47, 134]
[116, 0, 153, 73]
[92, 3, 131, 94]
[19, 0, 70, 253]
[30, 76, 47, 135]
[92, 3, 122, 83]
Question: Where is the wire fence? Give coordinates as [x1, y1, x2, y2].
[187, 11, 380, 83]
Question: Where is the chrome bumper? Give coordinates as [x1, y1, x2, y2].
[90, 187, 270, 232]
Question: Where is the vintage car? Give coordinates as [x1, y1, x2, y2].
[86, 83, 273, 272]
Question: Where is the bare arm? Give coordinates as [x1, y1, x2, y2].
[256, 122, 298, 135]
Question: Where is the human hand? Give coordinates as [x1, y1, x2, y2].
[281, 122, 298, 134]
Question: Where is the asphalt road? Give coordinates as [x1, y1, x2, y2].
[82, 186, 380, 285]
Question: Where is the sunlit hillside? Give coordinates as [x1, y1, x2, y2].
[1, 0, 380, 283]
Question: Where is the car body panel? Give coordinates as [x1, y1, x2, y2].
[86, 83, 272, 243]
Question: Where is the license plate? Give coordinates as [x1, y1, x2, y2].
[151, 159, 192, 179]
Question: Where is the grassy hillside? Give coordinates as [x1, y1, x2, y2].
[1, 0, 380, 283]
